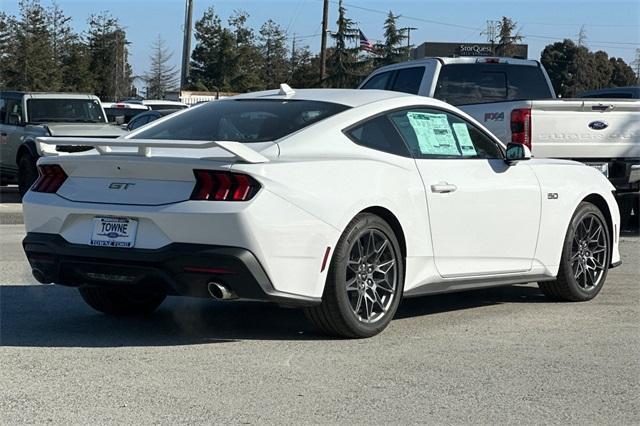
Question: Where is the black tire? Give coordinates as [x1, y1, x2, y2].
[539, 202, 611, 301]
[304, 213, 405, 338]
[78, 286, 166, 316]
[17, 153, 39, 197]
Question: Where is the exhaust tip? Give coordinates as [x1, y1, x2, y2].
[207, 282, 237, 300]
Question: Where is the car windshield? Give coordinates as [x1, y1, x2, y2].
[27, 98, 105, 123]
[133, 99, 350, 142]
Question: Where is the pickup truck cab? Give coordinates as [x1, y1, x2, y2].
[359, 57, 640, 222]
[0, 92, 126, 195]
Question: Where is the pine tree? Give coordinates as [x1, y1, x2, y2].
[289, 44, 320, 88]
[229, 11, 263, 92]
[495, 16, 523, 57]
[325, 0, 360, 88]
[189, 7, 237, 92]
[0, 12, 15, 88]
[376, 11, 409, 66]
[259, 19, 288, 89]
[46, 2, 73, 88]
[144, 35, 179, 99]
[61, 40, 94, 92]
[4, 0, 57, 91]
[87, 12, 133, 100]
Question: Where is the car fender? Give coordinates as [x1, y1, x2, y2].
[530, 161, 620, 274]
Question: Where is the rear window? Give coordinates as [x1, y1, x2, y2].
[434, 64, 553, 105]
[105, 108, 146, 123]
[133, 99, 349, 142]
[390, 67, 425, 94]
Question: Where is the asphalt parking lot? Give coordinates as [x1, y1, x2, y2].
[0, 192, 638, 424]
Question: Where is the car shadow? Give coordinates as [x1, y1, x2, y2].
[0, 283, 552, 348]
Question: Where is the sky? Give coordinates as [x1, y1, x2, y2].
[3, 0, 639, 81]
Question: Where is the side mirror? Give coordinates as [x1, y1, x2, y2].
[8, 112, 22, 126]
[114, 115, 125, 125]
[505, 142, 532, 164]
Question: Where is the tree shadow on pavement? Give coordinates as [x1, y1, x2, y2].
[1, 283, 548, 348]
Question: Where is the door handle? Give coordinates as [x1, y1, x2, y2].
[430, 182, 457, 193]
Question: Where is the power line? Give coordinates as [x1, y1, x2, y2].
[314, 0, 639, 48]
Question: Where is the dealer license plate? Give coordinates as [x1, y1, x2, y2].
[90, 217, 138, 248]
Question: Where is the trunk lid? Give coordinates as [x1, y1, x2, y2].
[37, 137, 275, 205]
[529, 99, 640, 159]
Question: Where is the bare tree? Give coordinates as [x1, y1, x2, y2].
[144, 35, 179, 99]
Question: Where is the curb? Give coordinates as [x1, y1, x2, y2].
[0, 205, 24, 225]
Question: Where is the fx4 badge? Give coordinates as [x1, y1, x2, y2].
[547, 193, 559, 200]
[109, 182, 135, 190]
[484, 112, 504, 122]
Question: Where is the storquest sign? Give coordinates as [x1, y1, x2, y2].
[411, 41, 528, 59]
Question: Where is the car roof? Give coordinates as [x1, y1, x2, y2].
[229, 88, 423, 108]
[102, 102, 150, 109]
[370, 56, 540, 74]
[139, 100, 188, 106]
[0, 91, 100, 99]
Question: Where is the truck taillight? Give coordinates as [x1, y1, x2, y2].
[190, 170, 260, 201]
[32, 165, 68, 193]
[510, 108, 532, 149]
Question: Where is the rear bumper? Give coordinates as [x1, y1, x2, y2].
[22, 232, 320, 307]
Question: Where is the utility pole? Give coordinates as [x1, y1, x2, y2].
[481, 20, 498, 54]
[401, 27, 418, 59]
[633, 48, 640, 83]
[180, 0, 194, 92]
[319, 0, 329, 86]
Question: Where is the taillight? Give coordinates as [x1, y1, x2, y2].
[510, 108, 532, 149]
[32, 164, 68, 193]
[190, 170, 260, 201]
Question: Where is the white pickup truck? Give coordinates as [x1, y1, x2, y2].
[359, 57, 640, 221]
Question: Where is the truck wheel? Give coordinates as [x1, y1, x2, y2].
[304, 213, 404, 338]
[78, 287, 166, 316]
[18, 154, 38, 197]
[539, 202, 610, 301]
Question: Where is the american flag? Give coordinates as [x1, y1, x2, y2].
[359, 30, 374, 52]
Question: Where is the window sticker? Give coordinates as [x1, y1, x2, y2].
[452, 123, 477, 156]
[406, 112, 460, 156]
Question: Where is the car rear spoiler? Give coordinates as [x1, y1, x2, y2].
[35, 137, 270, 163]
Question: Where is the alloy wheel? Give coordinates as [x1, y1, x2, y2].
[571, 213, 608, 290]
[345, 229, 398, 323]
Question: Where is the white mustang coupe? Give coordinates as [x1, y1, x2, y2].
[22, 86, 621, 338]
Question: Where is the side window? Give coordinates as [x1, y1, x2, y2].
[345, 115, 410, 157]
[128, 115, 150, 131]
[361, 71, 393, 90]
[4, 99, 23, 125]
[0, 98, 6, 124]
[390, 67, 425, 94]
[388, 108, 503, 159]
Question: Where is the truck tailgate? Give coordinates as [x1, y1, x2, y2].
[530, 99, 640, 159]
